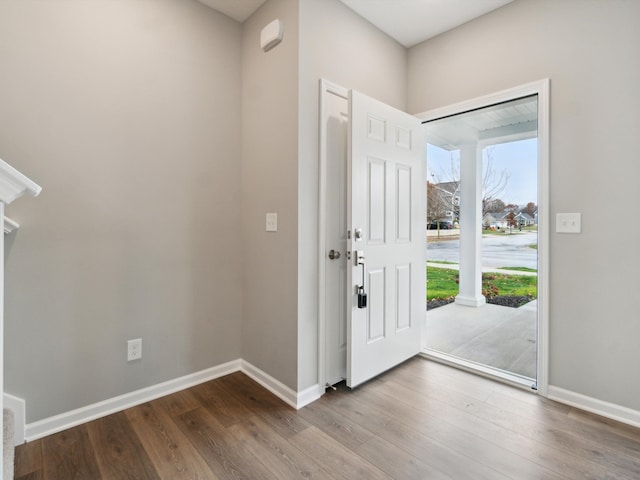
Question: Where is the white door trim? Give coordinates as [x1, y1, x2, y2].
[415, 79, 551, 396]
[318, 79, 349, 390]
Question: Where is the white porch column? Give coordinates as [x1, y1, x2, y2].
[455, 144, 486, 307]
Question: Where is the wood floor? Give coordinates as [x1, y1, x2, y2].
[14, 358, 640, 479]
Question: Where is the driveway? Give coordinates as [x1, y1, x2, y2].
[427, 231, 538, 269]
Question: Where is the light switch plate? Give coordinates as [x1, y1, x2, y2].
[266, 213, 278, 232]
[556, 213, 581, 233]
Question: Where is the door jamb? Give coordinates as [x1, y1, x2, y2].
[317, 78, 349, 391]
[415, 79, 550, 396]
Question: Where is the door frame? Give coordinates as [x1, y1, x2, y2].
[318, 78, 349, 389]
[415, 79, 550, 396]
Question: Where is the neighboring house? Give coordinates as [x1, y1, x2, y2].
[483, 210, 510, 229]
[484, 209, 536, 229]
[515, 211, 535, 226]
[435, 181, 460, 199]
[483, 212, 498, 228]
[432, 181, 459, 224]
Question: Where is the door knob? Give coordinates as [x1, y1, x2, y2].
[328, 249, 341, 260]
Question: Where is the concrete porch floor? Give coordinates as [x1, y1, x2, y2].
[425, 300, 537, 379]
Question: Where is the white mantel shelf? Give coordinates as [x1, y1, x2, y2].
[3, 217, 18, 235]
[0, 159, 41, 205]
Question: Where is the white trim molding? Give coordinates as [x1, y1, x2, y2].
[240, 360, 297, 407]
[548, 386, 640, 429]
[296, 384, 324, 409]
[23, 359, 321, 442]
[240, 360, 322, 409]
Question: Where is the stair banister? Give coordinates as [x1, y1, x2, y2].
[0, 158, 41, 480]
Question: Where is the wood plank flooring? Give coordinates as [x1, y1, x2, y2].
[15, 358, 640, 479]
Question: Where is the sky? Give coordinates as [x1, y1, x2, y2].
[426, 138, 538, 206]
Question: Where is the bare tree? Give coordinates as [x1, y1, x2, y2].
[427, 182, 451, 236]
[484, 198, 505, 213]
[523, 202, 537, 217]
[482, 147, 509, 215]
[430, 147, 509, 217]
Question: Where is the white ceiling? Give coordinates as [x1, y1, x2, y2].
[196, 0, 268, 22]
[338, 0, 514, 47]
[198, 0, 513, 47]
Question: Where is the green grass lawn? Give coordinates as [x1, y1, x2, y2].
[426, 266, 537, 300]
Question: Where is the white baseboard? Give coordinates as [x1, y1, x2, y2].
[21, 366, 640, 445]
[3, 393, 25, 445]
[23, 359, 323, 442]
[296, 384, 324, 409]
[548, 385, 640, 429]
[25, 359, 241, 442]
[240, 360, 323, 409]
[240, 360, 298, 408]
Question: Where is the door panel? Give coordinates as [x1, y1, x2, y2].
[368, 158, 386, 243]
[347, 90, 424, 388]
[367, 267, 386, 343]
[396, 165, 412, 242]
[396, 264, 411, 332]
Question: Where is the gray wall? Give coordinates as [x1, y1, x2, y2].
[408, 0, 640, 410]
[297, 0, 407, 390]
[241, 0, 300, 390]
[3, 0, 638, 425]
[0, 0, 244, 422]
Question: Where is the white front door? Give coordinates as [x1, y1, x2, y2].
[347, 90, 424, 388]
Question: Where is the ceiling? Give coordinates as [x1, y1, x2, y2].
[425, 96, 538, 150]
[196, 0, 269, 22]
[197, 0, 513, 47]
[338, 0, 513, 47]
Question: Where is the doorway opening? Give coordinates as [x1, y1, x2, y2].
[317, 79, 549, 397]
[420, 85, 549, 391]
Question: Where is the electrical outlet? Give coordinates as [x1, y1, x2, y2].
[127, 338, 142, 361]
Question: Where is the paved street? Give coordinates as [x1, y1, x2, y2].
[427, 231, 538, 269]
